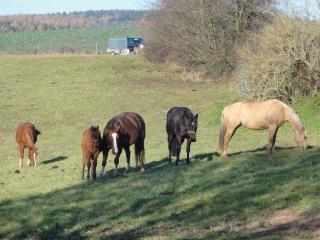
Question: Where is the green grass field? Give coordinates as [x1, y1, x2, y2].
[0, 55, 319, 239]
[0, 25, 143, 54]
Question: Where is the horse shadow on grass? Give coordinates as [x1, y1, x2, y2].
[227, 145, 314, 157]
[1, 147, 319, 239]
[42, 156, 68, 165]
[101, 151, 219, 177]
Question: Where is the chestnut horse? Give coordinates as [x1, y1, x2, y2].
[81, 126, 102, 180]
[219, 99, 307, 157]
[16, 122, 41, 167]
[99, 112, 145, 177]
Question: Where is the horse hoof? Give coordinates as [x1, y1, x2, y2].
[140, 168, 145, 172]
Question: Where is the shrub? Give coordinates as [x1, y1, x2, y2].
[145, 0, 272, 77]
[239, 15, 320, 102]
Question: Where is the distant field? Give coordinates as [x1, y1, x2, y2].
[0, 25, 144, 54]
[0, 55, 319, 239]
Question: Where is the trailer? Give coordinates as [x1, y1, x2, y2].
[107, 37, 144, 55]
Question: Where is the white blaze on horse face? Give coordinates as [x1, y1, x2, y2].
[112, 133, 118, 154]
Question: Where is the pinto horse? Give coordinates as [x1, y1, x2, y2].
[219, 99, 307, 158]
[99, 112, 146, 177]
[81, 126, 102, 180]
[15, 122, 41, 168]
[166, 107, 198, 165]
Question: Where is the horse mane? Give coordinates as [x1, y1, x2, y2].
[284, 104, 305, 131]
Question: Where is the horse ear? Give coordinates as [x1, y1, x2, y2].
[195, 114, 198, 121]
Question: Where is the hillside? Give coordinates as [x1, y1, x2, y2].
[0, 10, 149, 32]
[0, 55, 319, 239]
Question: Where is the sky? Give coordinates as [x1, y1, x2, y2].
[0, 0, 149, 15]
[278, 0, 320, 19]
[0, 0, 319, 17]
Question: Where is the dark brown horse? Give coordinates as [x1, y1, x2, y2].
[15, 122, 41, 168]
[99, 112, 146, 177]
[166, 107, 198, 165]
[81, 126, 102, 180]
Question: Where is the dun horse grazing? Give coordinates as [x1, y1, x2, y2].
[81, 126, 102, 180]
[166, 107, 198, 165]
[219, 99, 307, 158]
[99, 112, 146, 177]
[15, 122, 41, 168]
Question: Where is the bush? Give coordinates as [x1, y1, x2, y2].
[239, 15, 320, 102]
[145, 0, 272, 77]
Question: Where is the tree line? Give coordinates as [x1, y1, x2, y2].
[0, 10, 150, 32]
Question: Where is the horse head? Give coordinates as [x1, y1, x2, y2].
[187, 113, 198, 142]
[90, 126, 102, 149]
[296, 127, 307, 150]
[106, 120, 126, 155]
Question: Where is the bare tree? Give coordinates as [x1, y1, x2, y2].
[145, 0, 273, 77]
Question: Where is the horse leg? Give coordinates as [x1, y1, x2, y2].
[99, 148, 109, 178]
[267, 126, 279, 154]
[18, 145, 24, 168]
[139, 140, 145, 172]
[222, 126, 238, 158]
[167, 135, 173, 162]
[272, 128, 279, 153]
[113, 147, 122, 176]
[33, 150, 37, 166]
[134, 146, 139, 169]
[176, 138, 182, 165]
[124, 146, 130, 174]
[27, 148, 31, 167]
[186, 139, 191, 164]
[87, 158, 91, 180]
[91, 152, 99, 179]
[82, 152, 87, 180]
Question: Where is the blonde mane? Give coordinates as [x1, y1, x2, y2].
[285, 104, 305, 131]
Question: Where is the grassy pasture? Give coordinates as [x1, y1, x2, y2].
[0, 55, 320, 239]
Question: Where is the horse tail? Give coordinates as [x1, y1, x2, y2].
[219, 111, 227, 151]
[135, 140, 145, 170]
[171, 138, 177, 156]
[134, 144, 139, 167]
